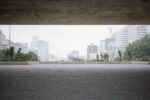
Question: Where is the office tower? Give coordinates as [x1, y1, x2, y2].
[30, 35, 49, 61]
[38, 40, 49, 62]
[87, 43, 98, 61]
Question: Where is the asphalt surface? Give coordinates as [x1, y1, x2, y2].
[0, 64, 150, 100]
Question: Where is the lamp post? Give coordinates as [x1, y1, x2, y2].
[108, 26, 112, 38]
[9, 25, 11, 48]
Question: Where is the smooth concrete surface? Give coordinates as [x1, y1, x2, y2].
[0, 64, 150, 100]
[0, 0, 150, 24]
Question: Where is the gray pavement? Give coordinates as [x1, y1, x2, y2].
[0, 64, 150, 100]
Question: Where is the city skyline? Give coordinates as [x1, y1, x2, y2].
[0, 25, 125, 58]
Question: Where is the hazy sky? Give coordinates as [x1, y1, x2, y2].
[0, 25, 125, 58]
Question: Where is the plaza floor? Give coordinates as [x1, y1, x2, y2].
[0, 64, 150, 100]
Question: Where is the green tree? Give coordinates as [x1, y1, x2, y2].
[17, 48, 22, 54]
[124, 35, 150, 61]
[106, 54, 109, 62]
[100, 53, 104, 61]
[15, 48, 23, 61]
[118, 50, 122, 61]
[9, 46, 15, 61]
[0, 50, 7, 61]
[0, 47, 38, 61]
[15, 51, 38, 61]
[103, 53, 109, 62]
[96, 54, 99, 61]
[26, 52, 38, 61]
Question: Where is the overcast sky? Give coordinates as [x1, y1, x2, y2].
[0, 25, 125, 58]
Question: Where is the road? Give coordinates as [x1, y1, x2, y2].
[0, 64, 150, 100]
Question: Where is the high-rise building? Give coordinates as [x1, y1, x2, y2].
[31, 35, 39, 54]
[0, 30, 6, 44]
[30, 35, 49, 61]
[99, 38, 115, 60]
[0, 30, 9, 50]
[105, 38, 114, 51]
[98, 25, 150, 59]
[99, 40, 106, 54]
[87, 43, 98, 61]
[112, 25, 150, 58]
[38, 40, 49, 62]
[128, 25, 148, 43]
[147, 26, 150, 34]
[113, 28, 130, 52]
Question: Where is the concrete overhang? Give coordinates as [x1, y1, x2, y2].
[0, 0, 150, 24]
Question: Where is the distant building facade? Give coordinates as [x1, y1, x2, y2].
[30, 35, 39, 55]
[0, 30, 6, 44]
[99, 40, 106, 54]
[9, 43, 28, 53]
[0, 30, 28, 53]
[87, 43, 98, 61]
[38, 40, 49, 62]
[30, 35, 49, 62]
[99, 25, 150, 60]
[0, 30, 7, 50]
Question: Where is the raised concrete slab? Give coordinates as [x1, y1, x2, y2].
[0, 0, 150, 24]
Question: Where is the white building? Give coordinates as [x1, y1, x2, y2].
[8, 42, 28, 54]
[0, 30, 8, 50]
[0, 30, 6, 44]
[147, 26, 150, 34]
[112, 25, 150, 58]
[99, 38, 115, 60]
[17, 43, 29, 53]
[0, 30, 29, 53]
[38, 40, 49, 62]
[30, 35, 39, 55]
[87, 43, 98, 61]
[98, 25, 150, 60]
[112, 29, 129, 58]
[128, 25, 148, 43]
[30, 36, 49, 62]
[99, 40, 106, 54]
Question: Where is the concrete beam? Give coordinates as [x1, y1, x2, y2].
[0, 0, 150, 24]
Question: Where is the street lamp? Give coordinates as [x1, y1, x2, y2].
[9, 25, 11, 48]
[108, 26, 112, 38]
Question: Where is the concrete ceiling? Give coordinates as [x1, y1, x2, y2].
[0, 0, 150, 24]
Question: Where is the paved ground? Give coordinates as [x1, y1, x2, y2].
[0, 64, 150, 100]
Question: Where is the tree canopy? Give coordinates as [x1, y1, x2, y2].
[124, 34, 150, 61]
[0, 47, 38, 61]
